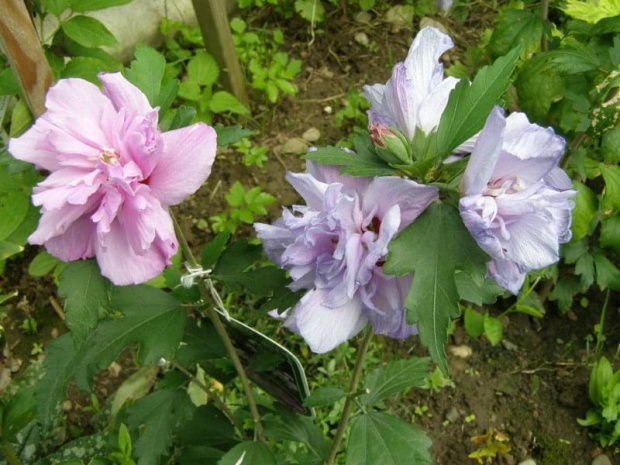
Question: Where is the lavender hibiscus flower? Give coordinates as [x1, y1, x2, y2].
[459, 107, 576, 294]
[9, 73, 216, 285]
[363, 27, 460, 141]
[255, 162, 438, 353]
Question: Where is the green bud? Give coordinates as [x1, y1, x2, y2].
[369, 124, 412, 164]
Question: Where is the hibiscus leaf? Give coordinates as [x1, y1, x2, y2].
[69, 0, 132, 12]
[127, 390, 194, 465]
[436, 46, 520, 158]
[346, 412, 432, 465]
[360, 358, 430, 406]
[58, 259, 109, 349]
[124, 44, 166, 107]
[304, 146, 397, 177]
[383, 203, 489, 374]
[214, 125, 253, 148]
[36, 286, 187, 430]
[61, 16, 118, 48]
[219, 442, 278, 465]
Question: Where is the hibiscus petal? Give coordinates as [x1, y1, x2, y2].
[148, 123, 216, 206]
[99, 72, 153, 115]
[95, 220, 178, 285]
[487, 259, 526, 295]
[461, 106, 506, 195]
[284, 289, 367, 353]
[286, 172, 329, 211]
[417, 76, 458, 134]
[44, 215, 97, 261]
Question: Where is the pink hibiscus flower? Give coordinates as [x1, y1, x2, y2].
[9, 73, 217, 285]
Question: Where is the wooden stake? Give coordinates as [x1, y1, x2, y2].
[191, 0, 249, 109]
[0, 0, 54, 117]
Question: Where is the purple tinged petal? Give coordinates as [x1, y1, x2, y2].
[545, 167, 573, 190]
[285, 172, 329, 211]
[44, 216, 97, 262]
[461, 106, 506, 196]
[416, 76, 458, 134]
[283, 289, 367, 353]
[487, 260, 526, 295]
[148, 122, 216, 206]
[404, 27, 454, 92]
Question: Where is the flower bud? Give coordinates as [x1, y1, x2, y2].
[369, 124, 412, 164]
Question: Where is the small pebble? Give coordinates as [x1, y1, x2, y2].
[323, 105, 332, 114]
[592, 454, 612, 465]
[354, 11, 372, 24]
[51, 328, 59, 339]
[448, 344, 472, 358]
[518, 459, 536, 465]
[445, 407, 459, 423]
[62, 400, 72, 411]
[419, 17, 448, 33]
[302, 127, 321, 142]
[108, 361, 122, 377]
[354, 32, 369, 47]
[281, 138, 309, 154]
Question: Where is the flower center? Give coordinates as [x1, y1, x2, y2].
[99, 147, 120, 165]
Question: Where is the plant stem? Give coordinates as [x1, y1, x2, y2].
[595, 289, 611, 357]
[171, 361, 249, 440]
[2, 441, 20, 465]
[171, 214, 264, 442]
[541, 0, 549, 51]
[560, 132, 587, 170]
[325, 328, 374, 465]
[502, 276, 541, 316]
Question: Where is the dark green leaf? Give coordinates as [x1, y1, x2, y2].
[28, 251, 60, 277]
[61, 16, 118, 48]
[383, 203, 489, 373]
[591, 15, 620, 35]
[69, 0, 133, 12]
[346, 412, 432, 465]
[490, 9, 543, 58]
[216, 266, 289, 296]
[455, 271, 504, 305]
[178, 404, 236, 449]
[546, 48, 601, 74]
[219, 442, 277, 465]
[263, 409, 329, 463]
[176, 319, 227, 367]
[127, 390, 194, 465]
[601, 165, 620, 213]
[548, 275, 581, 312]
[155, 79, 179, 119]
[303, 386, 346, 408]
[213, 239, 262, 277]
[594, 254, 620, 290]
[0, 68, 20, 96]
[515, 53, 564, 122]
[463, 307, 484, 337]
[0, 191, 29, 240]
[169, 105, 197, 130]
[178, 446, 224, 464]
[4, 386, 36, 440]
[201, 231, 231, 269]
[124, 45, 166, 107]
[602, 124, 620, 164]
[58, 260, 108, 348]
[571, 181, 598, 241]
[61, 57, 111, 83]
[600, 215, 620, 255]
[215, 125, 253, 147]
[575, 252, 595, 288]
[436, 47, 520, 157]
[63, 38, 124, 70]
[304, 147, 397, 177]
[360, 358, 429, 406]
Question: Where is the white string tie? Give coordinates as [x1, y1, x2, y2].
[180, 264, 212, 288]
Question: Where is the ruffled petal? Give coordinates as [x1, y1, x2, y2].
[284, 289, 367, 353]
[461, 106, 506, 195]
[285, 172, 330, 211]
[99, 72, 153, 116]
[487, 259, 526, 295]
[43, 215, 97, 262]
[148, 122, 217, 206]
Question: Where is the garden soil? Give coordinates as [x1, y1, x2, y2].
[1, 4, 620, 465]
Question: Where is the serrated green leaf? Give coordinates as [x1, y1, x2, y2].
[209, 91, 249, 115]
[601, 214, 620, 255]
[169, 105, 197, 131]
[303, 386, 346, 408]
[490, 9, 543, 58]
[546, 48, 601, 74]
[187, 50, 219, 86]
[346, 412, 432, 465]
[304, 146, 397, 177]
[572, 181, 598, 241]
[58, 260, 108, 348]
[28, 251, 60, 277]
[69, 0, 132, 12]
[216, 266, 289, 296]
[61, 57, 112, 83]
[263, 409, 329, 463]
[436, 46, 521, 157]
[127, 390, 194, 465]
[383, 203, 489, 374]
[124, 45, 166, 106]
[575, 252, 595, 288]
[463, 307, 485, 337]
[63, 37, 124, 70]
[178, 404, 236, 449]
[0, 191, 29, 240]
[43, 0, 70, 16]
[219, 442, 278, 465]
[548, 275, 581, 312]
[602, 165, 620, 213]
[214, 239, 262, 277]
[455, 271, 504, 305]
[4, 386, 36, 441]
[61, 16, 118, 48]
[594, 254, 620, 290]
[176, 319, 227, 367]
[155, 78, 179, 119]
[214, 125, 253, 147]
[360, 358, 429, 406]
[483, 314, 503, 346]
[294, 0, 326, 22]
[201, 231, 231, 269]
